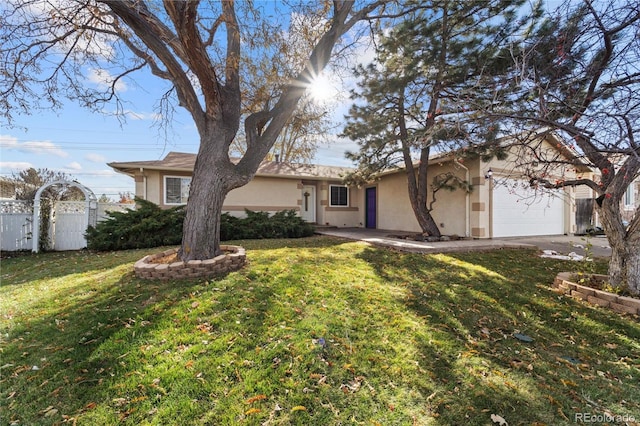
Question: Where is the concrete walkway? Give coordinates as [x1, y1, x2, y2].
[314, 227, 612, 258]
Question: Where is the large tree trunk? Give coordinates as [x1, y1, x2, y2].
[598, 201, 640, 295]
[179, 127, 250, 261]
[608, 241, 640, 296]
[405, 148, 442, 238]
[412, 200, 442, 237]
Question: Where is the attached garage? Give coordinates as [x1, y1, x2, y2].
[492, 179, 566, 237]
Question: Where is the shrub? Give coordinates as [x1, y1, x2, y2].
[87, 201, 315, 251]
[220, 209, 315, 240]
[86, 198, 184, 251]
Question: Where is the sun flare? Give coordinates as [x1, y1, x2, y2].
[308, 74, 336, 102]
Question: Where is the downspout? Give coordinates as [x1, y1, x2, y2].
[456, 159, 471, 238]
[140, 167, 147, 201]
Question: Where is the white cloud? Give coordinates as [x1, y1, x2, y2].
[123, 110, 162, 121]
[99, 109, 161, 121]
[84, 153, 107, 163]
[73, 169, 119, 177]
[0, 161, 34, 171]
[88, 68, 128, 93]
[22, 1, 117, 59]
[0, 134, 68, 157]
[65, 161, 83, 171]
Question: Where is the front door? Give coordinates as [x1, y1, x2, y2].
[365, 187, 377, 229]
[301, 185, 316, 223]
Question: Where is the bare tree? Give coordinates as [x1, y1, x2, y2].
[494, 0, 640, 293]
[11, 168, 82, 201]
[0, 0, 394, 261]
[231, 11, 343, 163]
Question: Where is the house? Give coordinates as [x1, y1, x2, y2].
[109, 132, 616, 239]
[108, 153, 363, 228]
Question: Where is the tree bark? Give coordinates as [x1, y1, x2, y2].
[598, 200, 640, 295]
[179, 125, 250, 261]
[607, 238, 640, 296]
[405, 149, 441, 237]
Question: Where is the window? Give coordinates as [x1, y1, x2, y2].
[624, 185, 635, 209]
[165, 176, 191, 205]
[330, 185, 348, 207]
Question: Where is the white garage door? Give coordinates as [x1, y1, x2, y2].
[492, 179, 565, 238]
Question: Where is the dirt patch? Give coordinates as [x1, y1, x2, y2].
[149, 253, 178, 264]
[388, 233, 467, 242]
[571, 273, 637, 299]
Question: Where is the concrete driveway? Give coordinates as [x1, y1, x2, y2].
[498, 235, 611, 258]
[315, 227, 612, 258]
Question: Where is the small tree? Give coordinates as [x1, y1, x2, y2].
[12, 168, 83, 202]
[343, 0, 535, 237]
[493, 1, 640, 293]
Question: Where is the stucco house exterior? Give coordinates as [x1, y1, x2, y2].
[109, 132, 633, 239]
[108, 153, 363, 228]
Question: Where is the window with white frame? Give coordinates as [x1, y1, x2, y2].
[329, 185, 349, 207]
[165, 176, 191, 205]
[624, 184, 635, 209]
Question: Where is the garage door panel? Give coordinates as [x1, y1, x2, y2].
[493, 179, 565, 237]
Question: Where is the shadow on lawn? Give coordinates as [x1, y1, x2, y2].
[356, 246, 640, 425]
[1, 249, 288, 425]
[0, 248, 155, 286]
[2, 266, 209, 422]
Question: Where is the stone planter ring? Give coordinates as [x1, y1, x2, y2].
[134, 245, 247, 280]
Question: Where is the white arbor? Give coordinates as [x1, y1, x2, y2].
[32, 180, 97, 253]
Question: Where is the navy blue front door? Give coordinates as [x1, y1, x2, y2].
[365, 187, 377, 229]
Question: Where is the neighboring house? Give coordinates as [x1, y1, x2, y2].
[622, 178, 639, 224]
[109, 132, 606, 239]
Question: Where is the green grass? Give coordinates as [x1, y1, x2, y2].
[1, 236, 639, 425]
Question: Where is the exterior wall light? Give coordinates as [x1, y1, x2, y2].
[485, 168, 493, 179]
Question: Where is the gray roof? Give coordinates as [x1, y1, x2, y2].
[108, 152, 354, 180]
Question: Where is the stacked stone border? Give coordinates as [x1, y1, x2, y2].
[134, 245, 246, 280]
[553, 272, 640, 316]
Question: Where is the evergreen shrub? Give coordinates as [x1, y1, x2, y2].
[86, 200, 315, 251]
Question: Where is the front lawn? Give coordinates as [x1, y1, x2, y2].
[1, 236, 639, 425]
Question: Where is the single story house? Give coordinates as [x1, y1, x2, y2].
[109, 132, 626, 239]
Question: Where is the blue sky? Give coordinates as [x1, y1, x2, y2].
[1, 0, 560, 199]
[0, 2, 361, 200]
[0, 66, 355, 199]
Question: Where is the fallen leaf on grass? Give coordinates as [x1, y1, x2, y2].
[245, 394, 267, 404]
[291, 406, 307, 412]
[490, 413, 508, 425]
[39, 406, 58, 417]
[112, 398, 128, 407]
[245, 408, 261, 415]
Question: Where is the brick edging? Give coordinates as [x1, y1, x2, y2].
[553, 272, 640, 315]
[134, 245, 247, 280]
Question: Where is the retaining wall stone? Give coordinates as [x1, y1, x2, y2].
[553, 273, 640, 316]
[134, 245, 246, 280]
